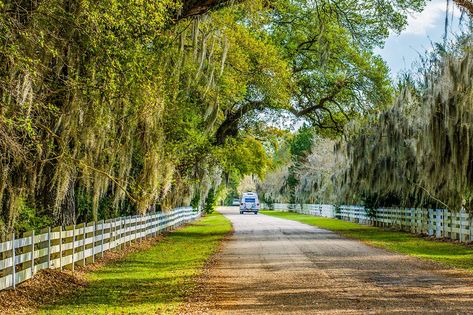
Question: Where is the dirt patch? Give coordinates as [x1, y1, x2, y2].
[0, 269, 85, 315]
[0, 233, 169, 315]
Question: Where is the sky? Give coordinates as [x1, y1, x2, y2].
[377, 0, 463, 76]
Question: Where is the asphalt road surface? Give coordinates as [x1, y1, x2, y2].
[186, 207, 473, 314]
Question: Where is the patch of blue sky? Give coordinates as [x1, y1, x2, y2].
[377, 0, 467, 78]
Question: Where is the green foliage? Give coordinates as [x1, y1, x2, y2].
[265, 0, 421, 131]
[13, 200, 52, 235]
[219, 137, 271, 179]
[190, 194, 201, 211]
[0, 0, 428, 233]
[289, 126, 314, 160]
[203, 188, 217, 214]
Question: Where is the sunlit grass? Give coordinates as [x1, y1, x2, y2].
[262, 210, 473, 271]
[42, 212, 232, 314]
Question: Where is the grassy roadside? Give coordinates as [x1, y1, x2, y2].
[41, 212, 232, 315]
[261, 210, 473, 272]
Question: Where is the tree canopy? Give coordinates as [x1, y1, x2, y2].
[0, 0, 433, 234]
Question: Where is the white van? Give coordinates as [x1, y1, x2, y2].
[240, 192, 260, 214]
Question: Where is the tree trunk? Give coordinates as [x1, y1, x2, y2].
[60, 181, 76, 226]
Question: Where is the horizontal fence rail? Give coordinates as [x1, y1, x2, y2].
[0, 207, 200, 291]
[263, 203, 472, 243]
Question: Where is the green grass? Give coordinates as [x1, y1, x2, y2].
[261, 210, 473, 272]
[41, 212, 232, 315]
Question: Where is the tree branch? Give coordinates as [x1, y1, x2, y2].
[290, 80, 347, 117]
[454, 0, 473, 16]
[214, 100, 265, 145]
[179, 0, 245, 20]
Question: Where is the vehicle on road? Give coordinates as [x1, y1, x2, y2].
[240, 192, 260, 214]
[231, 198, 240, 206]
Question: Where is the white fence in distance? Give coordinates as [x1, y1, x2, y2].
[269, 203, 336, 218]
[0, 207, 200, 291]
[263, 203, 473, 242]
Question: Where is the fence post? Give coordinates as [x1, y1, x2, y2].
[436, 209, 441, 238]
[419, 209, 422, 234]
[406, 208, 409, 231]
[129, 217, 133, 246]
[460, 209, 464, 242]
[122, 217, 126, 248]
[450, 210, 454, 240]
[134, 216, 137, 242]
[143, 215, 146, 239]
[12, 233, 16, 290]
[82, 224, 86, 266]
[113, 219, 116, 249]
[139, 216, 143, 242]
[116, 219, 120, 249]
[154, 214, 158, 238]
[428, 209, 433, 236]
[110, 220, 114, 249]
[59, 226, 63, 270]
[119, 218, 123, 250]
[442, 209, 447, 237]
[470, 212, 473, 242]
[143, 215, 149, 239]
[143, 215, 146, 240]
[72, 225, 76, 273]
[120, 217, 126, 248]
[135, 217, 138, 243]
[47, 227, 51, 269]
[92, 222, 96, 263]
[100, 220, 104, 258]
[115, 218, 119, 247]
[129, 217, 132, 245]
[401, 208, 404, 230]
[31, 230, 35, 277]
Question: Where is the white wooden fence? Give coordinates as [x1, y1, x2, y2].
[263, 203, 473, 242]
[0, 207, 200, 291]
[268, 203, 336, 218]
[339, 206, 473, 242]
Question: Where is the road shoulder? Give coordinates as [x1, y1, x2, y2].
[261, 210, 473, 273]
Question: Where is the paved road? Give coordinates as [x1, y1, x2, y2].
[187, 207, 473, 314]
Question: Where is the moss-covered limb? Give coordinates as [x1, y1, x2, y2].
[262, 38, 473, 212]
[262, 211, 473, 271]
[333, 40, 473, 211]
[41, 212, 232, 314]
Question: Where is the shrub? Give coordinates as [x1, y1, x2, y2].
[203, 188, 216, 214]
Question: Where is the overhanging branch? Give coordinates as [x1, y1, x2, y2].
[179, 0, 245, 20]
[454, 0, 473, 16]
[289, 81, 347, 117]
